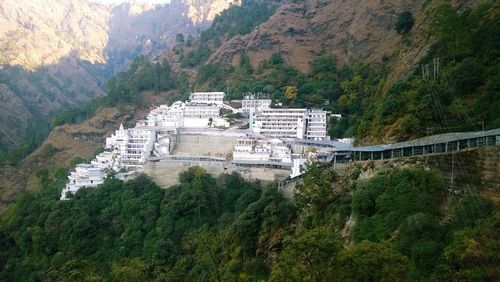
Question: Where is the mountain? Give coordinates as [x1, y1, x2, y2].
[208, 0, 423, 72]
[167, 0, 497, 143]
[0, 0, 236, 150]
[105, 0, 240, 69]
[1, 0, 498, 207]
[0, 0, 109, 68]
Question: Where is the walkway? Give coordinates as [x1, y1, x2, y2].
[340, 128, 500, 161]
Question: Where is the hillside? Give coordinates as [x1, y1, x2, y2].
[0, 0, 236, 150]
[1, 150, 498, 280]
[209, 0, 425, 72]
[2, 0, 498, 207]
[166, 0, 498, 144]
[0, 89, 173, 212]
[167, 0, 434, 73]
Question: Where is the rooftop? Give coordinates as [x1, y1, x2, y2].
[76, 163, 94, 168]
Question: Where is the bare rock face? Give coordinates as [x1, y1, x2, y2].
[209, 0, 425, 72]
[184, 0, 240, 25]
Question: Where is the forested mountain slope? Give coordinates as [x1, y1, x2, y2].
[2, 0, 499, 210]
[1, 157, 498, 280]
[167, 0, 498, 143]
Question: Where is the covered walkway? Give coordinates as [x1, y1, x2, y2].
[346, 128, 500, 161]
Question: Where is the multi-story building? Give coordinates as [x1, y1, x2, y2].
[153, 102, 185, 129]
[60, 164, 105, 200]
[305, 109, 329, 140]
[190, 92, 225, 105]
[241, 95, 272, 115]
[184, 103, 220, 119]
[184, 102, 222, 127]
[250, 108, 308, 139]
[250, 108, 330, 140]
[105, 124, 156, 169]
[145, 101, 228, 129]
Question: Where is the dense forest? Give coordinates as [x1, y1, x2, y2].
[0, 165, 497, 281]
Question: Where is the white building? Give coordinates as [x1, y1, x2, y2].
[241, 95, 271, 115]
[306, 109, 329, 140]
[250, 108, 308, 139]
[233, 138, 291, 163]
[90, 151, 116, 171]
[60, 164, 105, 200]
[291, 157, 308, 178]
[184, 102, 223, 128]
[190, 92, 225, 105]
[250, 108, 330, 140]
[269, 139, 292, 163]
[144, 101, 229, 129]
[105, 124, 156, 169]
[184, 103, 220, 119]
[146, 103, 184, 129]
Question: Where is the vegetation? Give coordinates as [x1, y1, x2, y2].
[202, 0, 278, 42]
[192, 3, 500, 141]
[0, 165, 497, 281]
[49, 56, 178, 130]
[1, 1, 499, 281]
[395, 11, 415, 35]
[0, 55, 177, 164]
[104, 56, 176, 106]
[0, 131, 45, 164]
[195, 52, 385, 138]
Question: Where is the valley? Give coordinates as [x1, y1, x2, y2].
[0, 0, 236, 150]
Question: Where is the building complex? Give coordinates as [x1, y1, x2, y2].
[62, 91, 333, 200]
[189, 91, 224, 105]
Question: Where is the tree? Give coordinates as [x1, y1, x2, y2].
[395, 11, 415, 35]
[186, 34, 194, 47]
[271, 226, 340, 281]
[111, 258, 147, 282]
[44, 259, 103, 282]
[336, 241, 410, 281]
[175, 33, 185, 43]
[284, 86, 298, 101]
